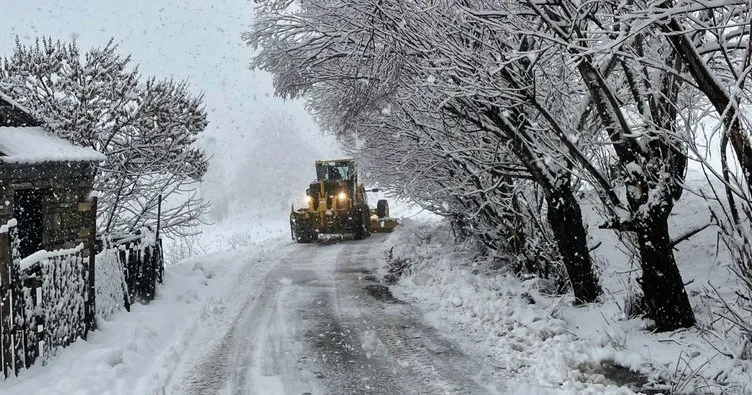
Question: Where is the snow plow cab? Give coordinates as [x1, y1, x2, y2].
[290, 158, 398, 242]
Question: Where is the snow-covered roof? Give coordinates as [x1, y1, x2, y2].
[0, 126, 106, 164]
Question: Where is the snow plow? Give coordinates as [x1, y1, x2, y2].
[290, 158, 398, 242]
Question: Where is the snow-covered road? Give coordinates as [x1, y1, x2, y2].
[165, 235, 504, 395]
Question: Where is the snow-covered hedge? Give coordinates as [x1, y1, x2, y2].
[95, 248, 128, 322]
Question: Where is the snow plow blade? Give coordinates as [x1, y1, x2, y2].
[370, 216, 398, 233]
[290, 209, 317, 243]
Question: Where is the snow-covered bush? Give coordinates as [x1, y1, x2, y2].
[384, 219, 480, 279]
[511, 230, 570, 296]
[383, 219, 440, 280]
[708, 201, 752, 360]
[95, 248, 128, 322]
[384, 246, 412, 283]
[164, 232, 208, 266]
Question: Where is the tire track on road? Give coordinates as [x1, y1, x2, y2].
[173, 234, 504, 395]
[333, 242, 501, 394]
[174, 242, 343, 395]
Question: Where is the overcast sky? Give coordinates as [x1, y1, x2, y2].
[0, 0, 342, 219]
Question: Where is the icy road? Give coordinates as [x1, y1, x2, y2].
[165, 234, 503, 394]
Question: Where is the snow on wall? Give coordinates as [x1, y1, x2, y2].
[20, 244, 84, 271]
[0, 126, 105, 164]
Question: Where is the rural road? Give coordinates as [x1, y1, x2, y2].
[165, 234, 505, 395]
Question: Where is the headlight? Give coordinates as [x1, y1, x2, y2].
[337, 192, 348, 201]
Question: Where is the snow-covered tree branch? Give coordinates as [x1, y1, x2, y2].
[247, 0, 752, 331]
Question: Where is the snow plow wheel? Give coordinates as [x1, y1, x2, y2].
[376, 199, 389, 219]
[291, 218, 316, 243]
[352, 206, 371, 240]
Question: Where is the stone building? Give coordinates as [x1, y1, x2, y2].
[0, 93, 104, 258]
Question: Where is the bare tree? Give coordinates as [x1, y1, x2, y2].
[655, 2, 752, 207]
[513, 0, 696, 330]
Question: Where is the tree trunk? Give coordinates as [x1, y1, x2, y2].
[473, 104, 601, 304]
[547, 186, 601, 304]
[636, 217, 695, 331]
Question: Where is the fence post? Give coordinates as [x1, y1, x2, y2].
[155, 195, 163, 284]
[9, 225, 24, 376]
[22, 269, 41, 368]
[144, 246, 154, 302]
[131, 246, 144, 304]
[0, 229, 12, 378]
[87, 196, 98, 332]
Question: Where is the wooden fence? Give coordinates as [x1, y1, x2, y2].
[97, 228, 164, 308]
[0, 224, 163, 378]
[0, 221, 89, 377]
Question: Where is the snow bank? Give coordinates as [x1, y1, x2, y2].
[385, 220, 644, 394]
[385, 174, 752, 394]
[0, 219, 289, 395]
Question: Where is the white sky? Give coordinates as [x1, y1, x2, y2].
[0, 0, 342, 220]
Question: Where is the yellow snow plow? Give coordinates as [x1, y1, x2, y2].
[290, 158, 397, 242]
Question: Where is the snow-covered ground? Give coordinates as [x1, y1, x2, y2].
[0, 174, 747, 395]
[0, 210, 290, 395]
[385, 173, 752, 395]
